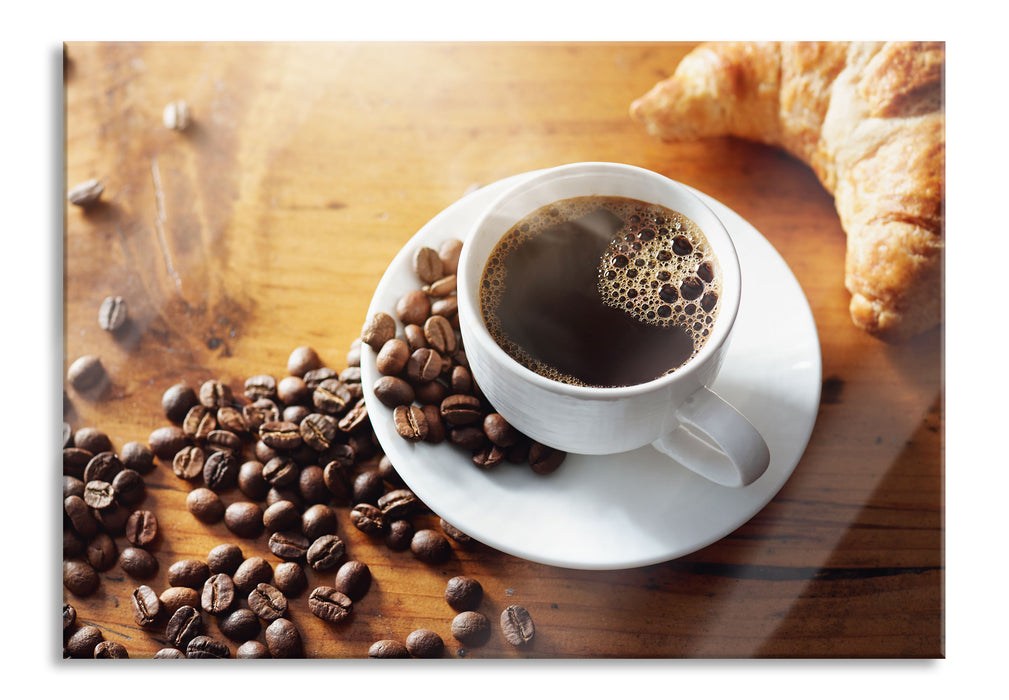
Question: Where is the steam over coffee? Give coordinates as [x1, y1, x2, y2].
[480, 196, 721, 388]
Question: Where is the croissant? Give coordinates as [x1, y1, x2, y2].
[630, 41, 944, 342]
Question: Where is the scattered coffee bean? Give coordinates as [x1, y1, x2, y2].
[405, 628, 444, 658]
[374, 375, 416, 408]
[265, 618, 303, 658]
[186, 487, 225, 523]
[111, 468, 145, 505]
[74, 427, 113, 454]
[202, 450, 239, 491]
[168, 559, 210, 589]
[224, 501, 264, 539]
[94, 640, 130, 659]
[206, 543, 244, 575]
[131, 584, 161, 627]
[501, 604, 536, 647]
[395, 289, 431, 325]
[411, 528, 451, 564]
[236, 640, 271, 659]
[268, 530, 310, 562]
[301, 503, 338, 541]
[378, 488, 421, 520]
[153, 647, 186, 659]
[445, 575, 483, 611]
[219, 607, 262, 642]
[362, 312, 397, 352]
[350, 502, 386, 536]
[83, 479, 116, 510]
[451, 610, 491, 647]
[67, 178, 104, 207]
[232, 556, 273, 594]
[306, 534, 346, 572]
[259, 421, 302, 450]
[65, 624, 104, 658]
[97, 296, 128, 333]
[187, 635, 231, 659]
[384, 519, 414, 551]
[119, 546, 159, 579]
[440, 519, 472, 545]
[85, 532, 118, 571]
[64, 495, 98, 539]
[165, 605, 204, 650]
[172, 445, 206, 480]
[149, 426, 189, 460]
[528, 442, 567, 474]
[248, 582, 288, 622]
[67, 355, 107, 394]
[198, 380, 233, 409]
[440, 394, 483, 425]
[63, 559, 100, 597]
[369, 639, 411, 659]
[124, 509, 158, 547]
[273, 561, 307, 597]
[162, 383, 199, 423]
[287, 346, 322, 377]
[159, 587, 201, 615]
[201, 573, 237, 615]
[333, 560, 371, 601]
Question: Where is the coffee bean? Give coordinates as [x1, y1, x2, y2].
[236, 640, 271, 659]
[74, 427, 113, 454]
[430, 295, 459, 321]
[337, 398, 370, 434]
[352, 470, 384, 504]
[300, 412, 338, 451]
[232, 556, 273, 594]
[153, 647, 186, 659]
[202, 450, 239, 492]
[306, 586, 354, 623]
[160, 586, 201, 615]
[63, 447, 92, 479]
[67, 355, 106, 394]
[451, 610, 491, 647]
[374, 375, 416, 407]
[423, 274, 456, 298]
[440, 519, 472, 545]
[216, 405, 249, 433]
[186, 487, 225, 523]
[187, 635, 231, 659]
[167, 559, 211, 589]
[149, 426, 189, 460]
[415, 380, 447, 406]
[349, 503, 386, 536]
[162, 383, 199, 423]
[206, 543, 244, 575]
[472, 445, 505, 469]
[63, 475, 85, 500]
[413, 245, 444, 283]
[361, 312, 397, 352]
[219, 608, 261, 642]
[83, 479, 115, 509]
[238, 460, 269, 500]
[395, 289, 431, 325]
[224, 501, 264, 539]
[64, 494, 98, 539]
[243, 398, 280, 431]
[262, 499, 301, 532]
[393, 404, 428, 442]
[201, 573, 237, 615]
[376, 337, 410, 376]
[165, 605, 204, 650]
[369, 639, 410, 658]
[301, 503, 338, 541]
[313, 378, 354, 415]
[124, 509, 158, 547]
[483, 413, 519, 447]
[94, 640, 130, 659]
[423, 314, 457, 355]
[206, 429, 242, 454]
[111, 468, 145, 505]
[302, 366, 338, 389]
[411, 528, 451, 564]
[120, 441, 155, 474]
[528, 442, 567, 475]
[405, 628, 444, 658]
[198, 380, 233, 409]
[262, 455, 298, 488]
[406, 347, 442, 383]
[63, 602, 77, 636]
[248, 582, 288, 622]
[439, 238, 463, 274]
[262, 619, 302, 660]
[384, 519, 414, 551]
[445, 575, 483, 611]
[440, 394, 483, 425]
[307, 534, 346, 572]
[172, 445, 205, 480]
[500, 604, 536, 647]
[119, 545, 158, 578]
[65, 624, 104, 658]
[333, 560, 371, 601]
[63, 559, 100, 597]
[83, 451, 123, 483]
[183, 404, 217, 439]
[259, 420, 302, 450]
[273, 561, 307, 597]
[85, 532, 118, 571]
[131, 584, 161, 627]
[244, 374, 277, 401]
[378, 488, 421, 520]
[287, 346, 322, 377]
[268, 530, 310, 562]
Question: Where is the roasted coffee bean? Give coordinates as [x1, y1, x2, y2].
[131, 584, 161, 627]
[349, 503, 386, 536]
[337, 398, 369, 434]
[369, 639, 411, 658]
[119, 546, 159, 578]
[472, 445, 505, 469]
[313, 378, 354, 415]
[440, 519, 472, 545]
[94, 504, 129, 535]
[451, 610, 491, 647]
[259, 421, 302, 450]
[63, 559, 100, 596]
[153, 647, 186, 659]
[248, 583, 287, 622]
[236, 640, 271, 659]
[263, 499, 301, 532]
[159, 586, 201, 615]
[216, 405, 249, 433]
[277, 375, 310, 405]
[187, 635, 231, 659]
[393, 404, 428, 442]
[74, 427, 113, 454]
[287, 346, 322, 377]
[414, 380, 447, 405]
[233, 556, 273, 594]
[306, 534, 346, 572]
[168, 559, 211, 589]
[373, 375, 416, 407]
[395, 289, 431, 325]
[423, 274, 456, 298]
[63, 447, 93, 479]
[273, 561, 308, 597]
[308, 586, 353, 623]
[303, 366, 338, 389]
[445, 575, 483, 611]
[378, 488, 421, 520]
[384, 519, 414, 551]
[83, 451, 123, 483]
[406, 347, 442, 383]
[206, 543, 244, 575]
[201, 573, 237, 615]
[528, 442, 567, 475]
[377, 454, 405, 488]
[186, 487, 225, 523]
[483, 413, 519, 447]
[125, 509, 158, 547]
[412, 245, 444, 283]
[411, 528, 451, 564]
[172, 445, 205, 480]
[63, 475, 85, 500]
[83, 479, 115, 510]
[406, 628, 445, 658]
[439, 238, 463, 274]
[97, 295, 128, 332]
[500, 604, 536, 647]
[322, 458, 353, 503]
[198, 380, 233, 409]
[224, 501, 264, 539]
[94, 640, 130, 659]
[65, 625, 104, 658]
[219, 608, 262, 642]
[64, 495, 98, 539]
[119, 441, 155, 474]
[265, 618, 303, 658]
[300, 412, 338, 451]
[166, 605, 204, 650]
[162, 383, 199, 423]
[333, 560, 371, 601]
[403, 323, 427, 351]
[302, 503, 338, 541]
[352, 470, 383, 504]
[423, 314, 457, 355]
[440, 394, 483, 425]
[243, 398, 280, 430]
[206, 429, 242, 454]
[268, 530, 310, 562]
[238, 460, 269, 500]
[111, 468, 145, 505]
[266, 486, 303, 510]
[86, 532, 118, 571]
[63, 602, 77, 635]
[375, 337, 410, 376]
[202, 450, 239, 492]
[244, 374, 277, 401]
[67, 355, 106, 393]
[149, 425, 189, 460]
[361, 312, 397, 352]
[183, 404, 216, 439]
[262, 455, 298, 488]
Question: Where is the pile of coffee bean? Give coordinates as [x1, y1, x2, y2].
[64, 602, 131, 658]
[364, 237, 566, 475]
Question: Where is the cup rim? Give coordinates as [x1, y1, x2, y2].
[457, 161, 742, 399]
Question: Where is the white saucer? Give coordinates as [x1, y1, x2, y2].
[361, 172, 821, 570]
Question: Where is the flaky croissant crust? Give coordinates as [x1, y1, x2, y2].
[631, 41, 944, 342]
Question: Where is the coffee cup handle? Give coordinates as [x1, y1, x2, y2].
[651, 388, 770, 487]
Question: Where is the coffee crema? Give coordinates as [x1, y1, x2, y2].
[480, 196, 721, 387]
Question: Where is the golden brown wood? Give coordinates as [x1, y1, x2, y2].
[62, 42, 942, 659]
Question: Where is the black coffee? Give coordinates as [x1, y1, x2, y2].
[480, 196, 721, 387]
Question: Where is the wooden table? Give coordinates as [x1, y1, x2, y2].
[62, 42, 943, 659]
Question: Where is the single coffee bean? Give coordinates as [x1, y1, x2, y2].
[97, 295, 128, 332]
[483, 413, 519, 447]
[440, 519, 473, 545]
[472, 445, 506, 470]
[162, 383, 199, 423]
[349, 503, 386, 536]
[124, 509, 158, 547]
[361, 312, 397, 351]
[63, 475, 85, 499]
[405, 628, 445, 658]
[412, 245, 444, 283]
[206, 429, 242, 454]
[430, 295, 459, 321]
[159, 586, 201, 615]
[186, 487, 225, 523]
[337, 398, 369, 434]
[445, 575, 483, 611]
[216, 405, 249, 433]
[369, 639, 411, 658]
[411, 528, 452, 564]
[378, 488, 421, 520]
[111, 468, 145, 505]
[238, 460, 269, 500]
[63, 447, 93, 479]
[172, 445, 206, 480]
[65, 625, 104, 658]
[198, 379, 233, 409]
[83, 451, 123, 483]
[82, 479, 116, 510]
[168, 559, 211, 589]
[313, 378, 354, 415]
[206, 543, 244, 575]
[63, 602, 77, 634]
[224, 501, 264, 539]
[277, 374, 309, 405]
[64, 494, 98, 539]
[301, 503, 338, 541]
[94, 640, 130, 659]
[406, 347, 442, 383]
[119, 546, 159, 578]
[265, 618, 303, 658]
[500, 604, 536, 647]
[423, 273, 456, 298]
[273, 561, 308, 597]
[165, 605, 204, 650]
[308, 586, 353, 623]
[333, 560, 371, 601]
[349, 470, 381, 505]
[236, 640, 270, 659]
[393, 404, 428, 442]
[201, 573, 236, 615]
[153, 647, 187, 659]
[187, 635, 231, 659]
[85, 532, 118, 571]
[243, 398, 280, 430]
[384, 519, 414, 551]
[423, 314, 457, 355]
[440, 394, 483, 425]
[202, 450, 239, 492]
[395, 289, 431, 325]
[375, 337, 410, 376]
[67, 355, 106, 393]
[404, 323, 427, 351]
[219, 607, 261, 642]
[244, 374, 277, 401]
[233, 556, 273, 594]
[451, 610, 491, 647]
[303, 366, 338, 389]
[306, 534, 346, 572]
[63, 559, 100, 597]
[259, 421, 302, 450]
[439, 238, 463, 274]
[299, 412, 339, 451]
[248, 583, 288, 622]
[131, 584, 161, 627]
[287, 346, 322, 377]
[268, 530, 310, 562]
[262, 455, 298, 488]
[528, 442, 567, 475]
[373, 375, 416, 407]
[183, 404, 217, 439]
[263, 499, 301, 532]
[74, 427, 113, 455]
[284, 404, 311, 425]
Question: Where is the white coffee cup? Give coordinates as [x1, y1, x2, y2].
[456, 162, 770, 487]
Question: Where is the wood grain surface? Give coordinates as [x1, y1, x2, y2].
[61, 41, 943, 659]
